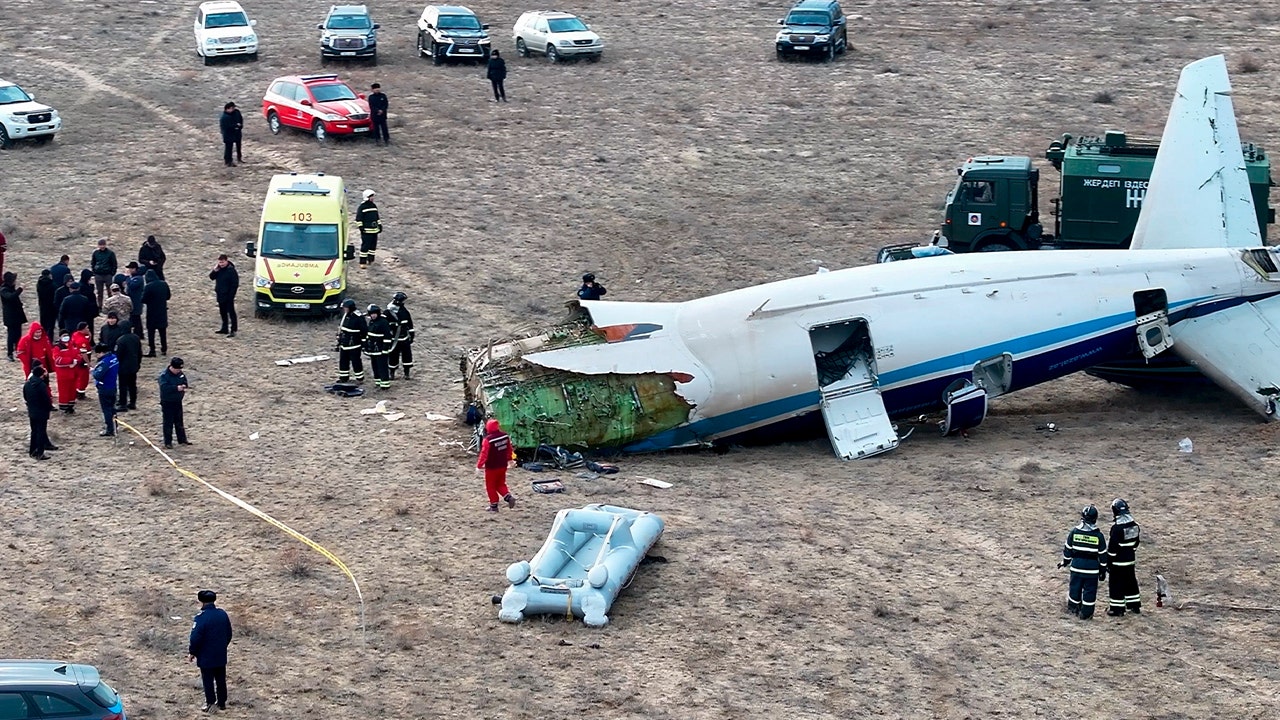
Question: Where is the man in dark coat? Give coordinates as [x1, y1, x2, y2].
[220, 102, 244, 167]
[2, 271, 26, 361]
[368, 82, 389, 145]
[57, 282, 93, 338]
[114, 321, 142, 411]
[158, 355, 190, 448]
[52, 274, 75, 320]
[208, 254, 239, 337]
[35, 269, 55, 333]
[486, 49, 507, 102]
[49, 255, 71, 288]
[577, 272, 607, 301]
[139, 235, 167, 280]
[125, 262, 146, 339]
[90, 239, 118, 306]
[188, 589, 233, 712]
[23, 364, 55, 460]
[141, 269, 171, 357]
[77, 269, 100, 334]
[98, 311, 127, 350]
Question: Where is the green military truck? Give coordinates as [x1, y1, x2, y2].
[933, 130, 1276, 252]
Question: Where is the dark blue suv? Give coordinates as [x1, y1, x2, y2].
[0, 661, 127, 719]
[775, 0, 847, 61]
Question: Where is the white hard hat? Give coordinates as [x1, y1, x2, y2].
[362, 189, 375, 200]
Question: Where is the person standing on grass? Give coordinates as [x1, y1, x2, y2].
[77, 269, 99, 334]
[209, 254, 239, 337]
[71, 321, 93, 399]
[188, 589, 233, 713]
[16, 322, 53, 379]
[486, 49, 507, 102]
[476, 418, 517, 512]
[52, 334, 80, 414]
[98, 311, 127, 358]
[102, 283, 133, 325]
[92, 344, 119, 437]
[368, 82, 390, 145]
[125, 262, 145, 339]
[335, 298, 366, 384]
[1105, 498, 1142, 616]
[220, 102, 244, 167]
[142, 269, 171, 357]
[158, 356, 190, 449]
[49, 254, 71, 289]
[36, 269, 56, 335]
[1, 271, 26, 361]
[577, 272, 606, 301]
[114, 320, 142, 412]
[139, 235, 167, 280]
[363, 304, 392, 389]
[1061, 504, 1108, 620]
[356, 189, 381, 267]
[23, 364, 54, 461]
[90, 238, 118, 306]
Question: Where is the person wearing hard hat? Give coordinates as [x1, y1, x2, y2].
[356, 189, 381, 268]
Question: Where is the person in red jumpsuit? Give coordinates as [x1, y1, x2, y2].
[52, 335, 81, 413]
[16, 321, 54, 379]
[70, 322, 93, 397]
[475, 418, 518, 512]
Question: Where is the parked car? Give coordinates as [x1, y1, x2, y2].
[417, 5, 491, 65]
[775, 0, 847, 62]
[512, 10, 603, 63]
[0, 660, 127, 719]
[194, 0, 258, 65]
[262, 74, 371, 142]
[0, 79, 61, 149]
[318, 4, 379, 64]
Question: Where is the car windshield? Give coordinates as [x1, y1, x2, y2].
[0, 85, 32, 104]
[786, 11, 831, 25]
[87, 681, 120, 710]
[548, 17, 588, 33]
[438, 14, 481, 30]
[327, 14, 371, 29]
[261, 223, 340, 259]
[309, 83, 357, 102]
[205, 11, 249, 28]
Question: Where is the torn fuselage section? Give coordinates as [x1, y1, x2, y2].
[463, 316, 695, 452]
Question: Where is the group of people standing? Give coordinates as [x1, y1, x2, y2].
[1060, 498, 1142, 619]
[5, 235, 210, 459]
[335, 291, 415, 390]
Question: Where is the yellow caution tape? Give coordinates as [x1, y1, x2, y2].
[116, 419, 366, 635]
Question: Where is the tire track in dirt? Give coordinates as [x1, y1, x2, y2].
[19, 55, 299, 172]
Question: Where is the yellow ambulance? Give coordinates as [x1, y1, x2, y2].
[245, 173, 355, 317]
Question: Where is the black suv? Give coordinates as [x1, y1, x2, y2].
[417, 5, 492, 65]
[775, 0, 847, 61]
[318, 4, 379, 64]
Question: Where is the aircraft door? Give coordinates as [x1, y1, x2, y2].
[972, 353, 1013, 397]
[1134, 289, 1174, 358]
[809, 319, 899, 460]
[941, 379, 987, 435]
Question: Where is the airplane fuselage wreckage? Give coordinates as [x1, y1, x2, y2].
[464, 55, 1280, 460]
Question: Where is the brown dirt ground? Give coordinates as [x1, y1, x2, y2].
[4, 0, 1280, 718]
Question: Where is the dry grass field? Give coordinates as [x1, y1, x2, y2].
[4, 0, 1280, 717]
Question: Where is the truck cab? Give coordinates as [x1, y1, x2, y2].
[245, 173, 355, 317]
[937, 156, 1042, 252]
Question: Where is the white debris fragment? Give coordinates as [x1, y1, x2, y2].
[637, 477, 672, 489]
[361, 400, 390, 415]
[249, 432, 260, 440]
[1178, 437, 1194, 453]
[384, 412, 405, 422]
[275, 355, 332, 366]
[425, 412, 451, 421]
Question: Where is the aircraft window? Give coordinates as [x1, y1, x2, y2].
[1097, 164, 1122, 174]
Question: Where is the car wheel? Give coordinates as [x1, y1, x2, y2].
[203, 53, 212, 66]
[0, 126, 12, 150]
[586, 54, 601, 63]
[33, 134, 52, 145]
[825, 43, 836, 62]
[546, 45, 559, 63]
[432, 42, 444, 65]
[370, 53, 378, 66]
[248, 51, 259, 61]
[313, 121, 327, 142]
[254, 308, 268, 319]
[837, 35, 847, 54]
[417, 33, 426, 57]
[267, 110, 282, 135]
[516, 38, 528, 57]
[978, 240, 1015, 252]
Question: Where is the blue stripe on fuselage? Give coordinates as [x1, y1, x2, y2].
[623, 292, 1270, 452]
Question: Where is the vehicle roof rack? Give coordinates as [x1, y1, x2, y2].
[299, 74, 340, 81]
[278, 180, 331, 196]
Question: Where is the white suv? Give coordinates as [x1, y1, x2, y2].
[512, 10, 603, 63]
[0, 78, 61, 149]
[195, 0, 259, 65]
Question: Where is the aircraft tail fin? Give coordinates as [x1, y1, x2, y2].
[1130, 54, 1261, 250]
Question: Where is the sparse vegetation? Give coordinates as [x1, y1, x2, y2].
[281, 547, 315, 578]
[1238, 55, 1262, 74]
[1092, 90, 1115, 104]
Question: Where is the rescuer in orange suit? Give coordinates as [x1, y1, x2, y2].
[70, 322, 94, 398]
[476, 418, 518, 513]
[52, 335, 82, 413]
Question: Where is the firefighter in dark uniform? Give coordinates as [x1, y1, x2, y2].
[364, 304, 393, 389]
[386, 290, 415, 380]
[336, 299, 366, 383]
[1106, 498, 1142, 616]
[356, 189, 381, 267]
[1061, 504, 1108, 619]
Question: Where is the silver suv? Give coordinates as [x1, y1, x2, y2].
[318, 5, 379, 65]
[417, 5, 491, 65]
[0, 660, 127, 719]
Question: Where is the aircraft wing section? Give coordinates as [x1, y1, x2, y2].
[1130, 54, 1261, 250]
[1171, 295, 1280, 419]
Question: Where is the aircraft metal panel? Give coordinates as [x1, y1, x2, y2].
[1171, 296, 1280, 419]
[820, 388, 899, 460]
